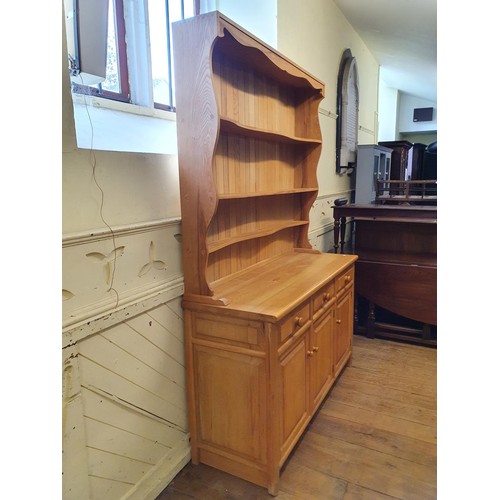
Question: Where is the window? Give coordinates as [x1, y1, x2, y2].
[148, 0, 195, 110]
[72, 0, 196, 112]
[336, 49, 359, 173]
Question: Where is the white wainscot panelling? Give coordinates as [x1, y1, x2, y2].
[62, 218, 184, 342]
[308, 194, 350, 252]
[62, 219, 191, 499]
[63, 300, 190, 500]
[309, 224, 335, 253]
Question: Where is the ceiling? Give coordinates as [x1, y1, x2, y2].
[333, 0, 437, 103]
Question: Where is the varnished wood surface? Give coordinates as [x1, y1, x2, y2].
[157, 335, 437, 499]
[332, 203, 437, 331]
[356, 261, 437, 325]
[174, 15, 349, 494]
[174, 11, 325, 295]
[183, 259, 356, 494]
[184, 251, 357, 322]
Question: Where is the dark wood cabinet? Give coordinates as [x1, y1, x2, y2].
[333, 204, 436, 346]
[410, 142, 427, 180]
[378, 140, 413, 180]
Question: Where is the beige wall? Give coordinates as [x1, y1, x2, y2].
[62, 87, 180, 234]
[277, 0, 380, 249]
[62, 2, 381, 498]
[400, 133, 437, 146]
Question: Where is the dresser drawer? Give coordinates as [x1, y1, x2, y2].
[335, 265, 354, 295]
[279, 303, 310, 343]
[193, 313, 264, 347]
[312, 281, 335, 318]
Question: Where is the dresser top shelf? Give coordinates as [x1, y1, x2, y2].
[213, 13, 325, 92]
[173, 11, 328, 300]
[183, 251, 358, 322]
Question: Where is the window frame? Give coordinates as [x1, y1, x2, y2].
[72, 0, 130, 103]
[71, 0, 196, 112]
[152, 0, 174, 112]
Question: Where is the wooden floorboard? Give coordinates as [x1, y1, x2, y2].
[156, 335, 437, 499]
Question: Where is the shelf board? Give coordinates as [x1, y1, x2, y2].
[220, 117, 321, 145]
[207, 220, 308, 253]
[217, 188, 318, 200]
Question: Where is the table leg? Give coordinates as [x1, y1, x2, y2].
[340, 216, 347, 253]
[333, 217, 340, 253]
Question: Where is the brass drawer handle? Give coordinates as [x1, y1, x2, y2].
[295, 316, 304, 327]
[336, 319, 341, 324]
[307, 350, 314, 357]
[323, 292, 331, 302]
[312, 346, 319, 352]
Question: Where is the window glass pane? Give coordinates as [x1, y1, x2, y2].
[148, 0, 171, 107]
[168, 1, 183, 108]
[101, 0, 120, 93]
[168, 0, 184, 23]
[183, 0, 194, 18]
[168, 1, 193, 107]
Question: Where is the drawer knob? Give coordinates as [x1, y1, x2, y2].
[344, 275, 351, 283]
[307, 350, 314, 357]
[312, 346, 319, 352]
[323, 292, 330, 302]
[336, 319, 341, 324]
[295, 316, 304, 327]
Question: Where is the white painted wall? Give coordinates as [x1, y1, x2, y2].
[62, 83, 180, 235]
[277, 0, 380, 248]
[71, 95, 179, 155]
[398, 93, 437, 134]
[378, 84, 437, 142]
[202, 0, 277, 47]
[378, 80, 399, 142]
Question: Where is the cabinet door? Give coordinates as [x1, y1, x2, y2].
[335, 287, 354, 373]
[280, 334, 308, 455]
[194, 345, 268, 464]
[309, 308, 334, 413]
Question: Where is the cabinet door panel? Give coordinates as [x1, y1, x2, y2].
[280, 336, 308, 451]
[194, 345, 267, 463]
[309, 309, 334, 412]
[335, 288, 354, 372]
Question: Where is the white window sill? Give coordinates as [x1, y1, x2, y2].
[72, 94, 179, 155]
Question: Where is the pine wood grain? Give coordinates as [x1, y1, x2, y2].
[156, 336, 436, 499]
[173, 11, 325, 297]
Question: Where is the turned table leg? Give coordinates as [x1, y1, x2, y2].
[333, 217, 340, 253]
[340, 216, 347, 253]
